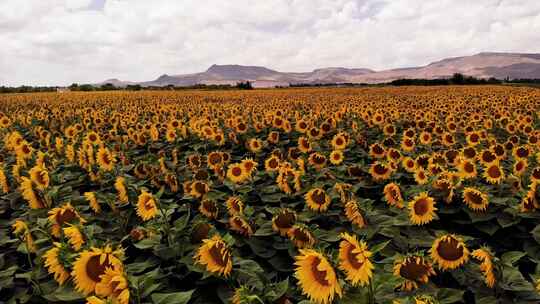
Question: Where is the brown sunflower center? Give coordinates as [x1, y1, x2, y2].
[399, 259, 429, 281]
[464, 162, 474, 173]
[310, 257, 330, 286]
[191, 223, 211, 244]
[311, 190, 327, 205]
[232, 167, 242, 177]
[436, 238, 464, 261]
[209, 242, 229, 267]
[346, 244, 364, 269]
[465, 191, 483, 206]
[86, 255, 110, 282]
[373, 164, 388, 175]
[413, 198, 430, 216]
[57, 209, 77, 225]
[274, 212, 295, 229]
[487, 166, 501, 178]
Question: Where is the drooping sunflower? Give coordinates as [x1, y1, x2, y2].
[344, 200, 367, 228]
[95, 267, 130, 304]
[190, 180, 209, 198]
[408, 192, 437, 225]
[272, 209, 297, 236]
[483, 163, 505, 184]
[288, 225, 316, 248]
[114, 177, 129, 203]
[48, 203, 85, 238]
[136, 190, 158, 221]
[12, 219, 36, 252]
[430, 234, 469, 270]
[393, 256, 435, 291]
[308, 152, 327, 169]
[462, 187, 489, 211]
[72, 245, 124, 295]
[43, 242, 70, 285]
[20, 177, 45, 209]
[84, 192, 101, 214]
[64, 225, 85, 251]
[225, 196, 244, 216]
[227, 163, 249, 184]
[241, 158, 258, 176]
[199, 199, 219, 219]
[29, 164, 49, 190]
[229, 215, 253, 237]
[305, 188, 331, 212]
[383, 183, 404, 208]
[369, 161, 392, 181]
[96, 147, 116, 172]
[194, 235, 233, 277]
[338, 233, 373, 286]
[472, 248, 496, 288]
[294, 249, 342, 304]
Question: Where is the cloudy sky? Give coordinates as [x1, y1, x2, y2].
[1, 0, 539, 86]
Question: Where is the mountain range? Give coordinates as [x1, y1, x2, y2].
[99, 52, 540, 88]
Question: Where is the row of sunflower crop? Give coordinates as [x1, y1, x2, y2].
[1, 87, 540, 303]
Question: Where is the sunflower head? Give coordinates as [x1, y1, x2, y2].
[229, 215, 253, 237]
[344, 200, 367, 228]
[288, 225, 316, 248]
[462, 187, 489, 211]
[383, 183, 404, 208]
[408, 192, 437, 225]
[272, 208, 297, 236]
[430, 234, 469, 270]
[199, 199, 219, 219]
[136, 190, 158, 221]
[338, 233, 373, 286]
[393, 256, 435, 291]
[305, 188, 331, 212]
[72, 245, 124, 295]
[294, 249, 342, 304]
[194, 235, 233, 277]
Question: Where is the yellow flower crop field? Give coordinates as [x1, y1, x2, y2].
[2, 86, 540, 303]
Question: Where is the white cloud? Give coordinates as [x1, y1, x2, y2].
[1, 0, 539, 85]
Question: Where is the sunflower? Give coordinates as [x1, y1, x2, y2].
[288, 225, 316, 248]
[331, 133, 348, 150]
[408, 192, 437, 225]
[136, 191, 158, 221]
[479, 150, 498, 165]
[64, 225, 85, 251]
[95, 267, 130, 304]
[393, 256, 435, 291]
[329, 150, 344, 165]
[344, 200, 367, 228]
[338, 233, 373, 286]
[264, 155, 281, 172]
[241, 158, 258, 176]
[305, 188, 331, 212]
[294, 249, 342, 304]
[369, 161, 392, 181]
[194, 235, 233, 277]
[114, 177, 129, 203]
[0, 166, 9, 193]
[472, 248, 496, 288]
[29, 164, 49, 190]
[369, 143, 386, 159]
[308, 152, 327, 169]
[462, 187, 489, 211]
[483, 163, 505, 184]
[383, 183, 404, 208]
[48, 203, 85, 238]
[402, 157, 417, 173]
[298, 136, 312, 153]
[43, 242, 70, 285]
[191, 222, 213, 244]
[225, 196, 244, 216]
[227, 163, 249, 184]
[20, 177, 44, 209]
[96, 147, 116, 171]
[229, 215, 253, 237]
[207, 151, 223, 169]
[457, 158, 477, 179]
[247, 138, 263, 153]
[84, 192, 101, 214]
[430, 234, 469, 270]
[190, 181, 209, 198]
[513, 159, 528, 176]
[199, 199, 219, 219]
[12, 219, 36, 252]
[272, 209, 297, 236]
[72, 245, 124, 295]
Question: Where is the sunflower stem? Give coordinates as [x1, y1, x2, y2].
[368, 277, 375, 304]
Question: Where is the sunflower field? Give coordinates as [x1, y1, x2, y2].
[2, 86, 540, 304]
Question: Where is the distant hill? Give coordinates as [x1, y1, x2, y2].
[97, 52, 540, 88]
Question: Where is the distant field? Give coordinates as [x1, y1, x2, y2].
[2, 86, 540, 303]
